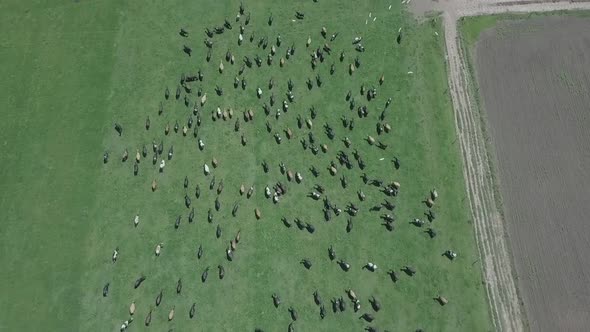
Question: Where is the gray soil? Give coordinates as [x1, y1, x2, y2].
[475, 16, 590, 332]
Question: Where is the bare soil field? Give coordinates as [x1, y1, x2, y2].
[475, 16, 590, 332]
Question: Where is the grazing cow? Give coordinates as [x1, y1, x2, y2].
[288, 307, 298, 321]
[168, 306, 175, 321]
[346, 289, 358, 302]
[144, 308, 152, 326]
[183, 45, 192, 56]
[431, 188, 439, 201]
[134, 275, 146, 289]
[338, 260, 350, 271]
[114, 123, 123, 136]
[331, 298, 339, 313]
[232, 202, 239, 216]
[358, 190, 366, 201]
[426, 227, 437, 238]
[314, 290, 322, 305]
[197, 245, 203, 259]
[289, 322, 295, 332]
[403, 266, 416, 276]
[339, 297, 346, 311]
[155, 243, 163, 256]
[226, 247, 233, 261]
[167, 145, 173, 160]
[354, 300, 361, 312]
[444, 250, 457, 260]
[411, 218, 425, 227]
[112, 247, 119, 263]
[156, 290, 163, 306]
[102, 282, 110, 297]
[201, 267, 209, 283]
[426, 209, 436, 222]
[216, 224, 222, 238]
[129, 301, 136, 315]
[294, 218, 305, 230]
[387, 270, 398, 283]
[176, 278, 182, 294]
[425, 197, 435, 208]
[157, 141, 163, 155]
[364, 262, 378, 272]
[218, 265, 225, 279]
[360, 313, 374, 322]
[435, 295, 448, 306]
[189, 302, 196, 318]
[369, 296, 381, 312]
[175, 215, 181, 229]
[300, 259, 312, 269]
[272, 293, 281, 308]
[320, 305, 326, 319]
[382, 220, 394, 232]
[328, 246, 336, 260]
[282, 217, 292, 228]
[122, 149, 128, 162]
[346, 218, 353, 233]
[382, 199, 395, 210]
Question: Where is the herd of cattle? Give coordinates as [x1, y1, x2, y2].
[102, 2, 452, 331]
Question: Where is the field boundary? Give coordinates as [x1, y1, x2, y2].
[442, 3, 590, 331]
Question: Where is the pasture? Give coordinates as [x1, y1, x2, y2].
[0, 1, 491, 331]
[464, 13, 590, 332]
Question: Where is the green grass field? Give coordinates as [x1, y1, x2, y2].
[0, 1, 491, 331]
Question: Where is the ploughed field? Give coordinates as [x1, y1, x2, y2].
[0, 1, 491, 331]
[473, 15, 590, 332]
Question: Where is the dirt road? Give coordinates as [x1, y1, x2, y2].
[409, 0, 590, 331]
